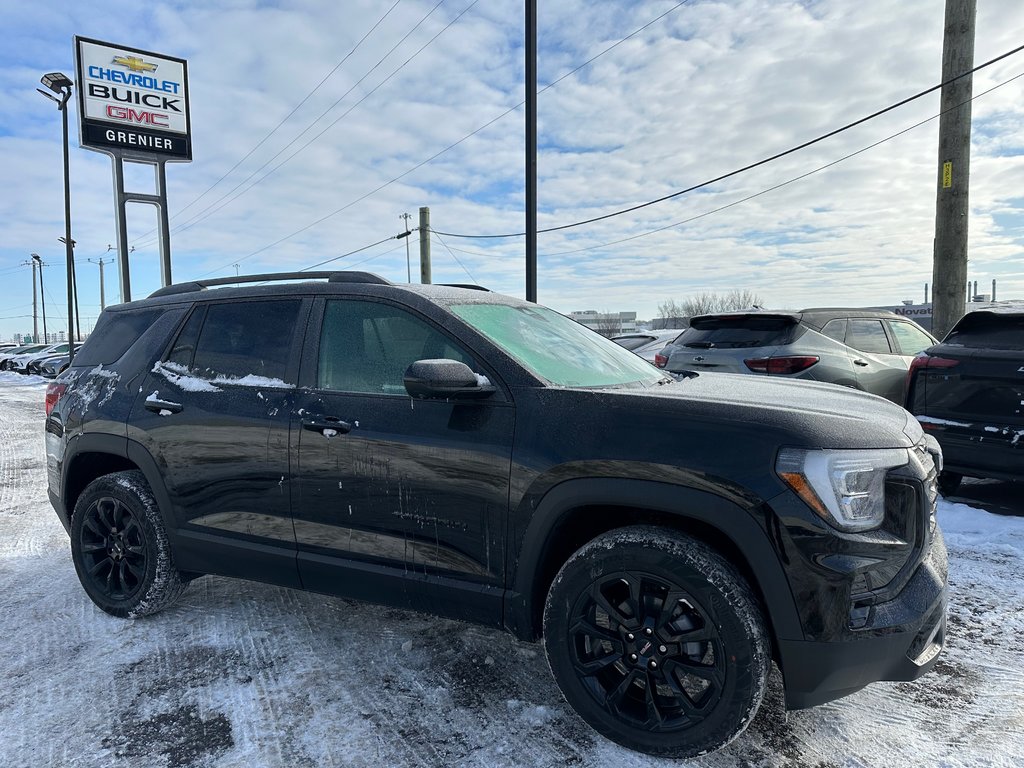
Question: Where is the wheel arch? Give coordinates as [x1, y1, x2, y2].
[505, 478, 802, 651]
[62, 434, 178, 543]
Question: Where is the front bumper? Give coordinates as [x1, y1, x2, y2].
[779, 526, 948, 709]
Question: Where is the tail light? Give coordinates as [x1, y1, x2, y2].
[45, 382, 67, 417]
[744, 356, 819, 375]
[654, 352, 669, 369]
[905, 353, 959, 406]
[907, 353, 959, 376]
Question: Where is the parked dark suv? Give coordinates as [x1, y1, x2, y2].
[905, 307, 1024, 495]
[45, 272, 947, 758]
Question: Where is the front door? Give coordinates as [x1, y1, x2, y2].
[292, 297, 514, 624]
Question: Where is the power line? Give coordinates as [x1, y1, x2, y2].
[138, 0, 685, 253]
[431, 41, 1024, 239]
[534, 69, 1024, 258]
[298, 234, 411, 272]
[132, 0, 404, 243]
[140, 0, 462, 246]
[432, 231, 480, 284]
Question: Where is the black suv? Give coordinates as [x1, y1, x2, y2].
[45, 272, 947, 758]
[905, 308, 1024, 495]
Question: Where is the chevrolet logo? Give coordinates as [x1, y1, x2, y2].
[112, 55, 158, 73]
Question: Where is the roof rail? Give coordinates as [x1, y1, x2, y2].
[439, 283, 490, 292]
[148, 271, 392, 298]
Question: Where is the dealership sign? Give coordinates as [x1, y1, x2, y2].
[74, 36, 191, 161]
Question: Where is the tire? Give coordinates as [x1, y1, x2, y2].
[70, 470, 187, 618]
[543, 526, 770, 758]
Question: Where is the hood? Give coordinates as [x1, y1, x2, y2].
[601, 372, 919, 450]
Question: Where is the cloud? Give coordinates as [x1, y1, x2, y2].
[1, 0, 1023, 337]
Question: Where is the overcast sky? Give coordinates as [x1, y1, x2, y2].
[2, 0, 1023, 339]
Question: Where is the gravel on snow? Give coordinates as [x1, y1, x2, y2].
[0, 374, 1021, 768]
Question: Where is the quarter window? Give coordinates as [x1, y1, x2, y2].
[821, 319, 847, 343]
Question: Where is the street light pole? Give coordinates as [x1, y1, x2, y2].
[38, 72, 76, 360]
[33, 254, 48, 343]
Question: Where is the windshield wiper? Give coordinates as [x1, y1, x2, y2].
[684, 341, 715, 349]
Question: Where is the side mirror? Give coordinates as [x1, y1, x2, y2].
[404, 359, 496, 400]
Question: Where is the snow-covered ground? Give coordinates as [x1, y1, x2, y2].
[1, 373, 1021, 768]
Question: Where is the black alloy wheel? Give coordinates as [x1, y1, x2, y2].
[567, 570, 726, 731]
[78, 495, 148, 601]
[70, 471, 187, 618]
[544, 526, 770, 758]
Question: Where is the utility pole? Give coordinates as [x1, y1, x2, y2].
[232, 263, 240, 277]
[525, 0, 537, 303]
[400, 212, 413, 283]
[27, 257, 39, 342]
[89, 257, 111, 311]
[418, 206, 432, 284]
[33, 254, 48, 343]
[931, 0, 977, 340]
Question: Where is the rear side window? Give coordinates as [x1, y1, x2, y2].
[72, 307, 165, 366]
[677, 317, 795, 349]
[945, 313, 1024, 349]
[846, 319, 893, 354]
[188, 300, 301, 381]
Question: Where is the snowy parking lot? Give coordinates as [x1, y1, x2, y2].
[1, 372, 1021, 768]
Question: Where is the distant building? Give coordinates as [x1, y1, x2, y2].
[872, 299, 1019, 333]
[570, 310, 638, 337]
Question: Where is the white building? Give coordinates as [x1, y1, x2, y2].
[570, 310, 638, 337]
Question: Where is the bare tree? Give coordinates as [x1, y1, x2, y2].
[592, 312, 624, 338]
[660, 290, 764, 320]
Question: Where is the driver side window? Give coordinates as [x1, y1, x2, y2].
[318, 300, 476, 394]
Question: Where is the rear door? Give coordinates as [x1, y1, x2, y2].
[844, 318, 906, 401]
[127, 298, 309, 586]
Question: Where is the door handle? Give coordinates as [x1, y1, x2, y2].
[145, 398, 183, 414]
[853, 359, 869, 367]
[302, 416, 352, 436]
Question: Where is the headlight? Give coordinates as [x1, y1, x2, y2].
[776, 448, 909, 532]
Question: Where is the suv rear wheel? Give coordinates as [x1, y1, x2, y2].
[70, 470, 187, 618]
[543, 526, 769, 758]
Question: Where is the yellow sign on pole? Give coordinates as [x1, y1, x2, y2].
[942, 161, 953, 188]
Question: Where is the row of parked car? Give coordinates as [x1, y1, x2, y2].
[0, 342, 71, 377]
[613, 305, 1023, 494]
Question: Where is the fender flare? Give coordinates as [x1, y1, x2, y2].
[505, 477, 802, 642]
[61, 433, 180, 545]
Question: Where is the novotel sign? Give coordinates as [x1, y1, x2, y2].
[74, 36, 192, 161]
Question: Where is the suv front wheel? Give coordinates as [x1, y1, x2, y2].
[70, 470, 187, 618]
[543, 526, 770, 758]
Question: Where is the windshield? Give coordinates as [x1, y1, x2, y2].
[450, 303, 666, 387]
